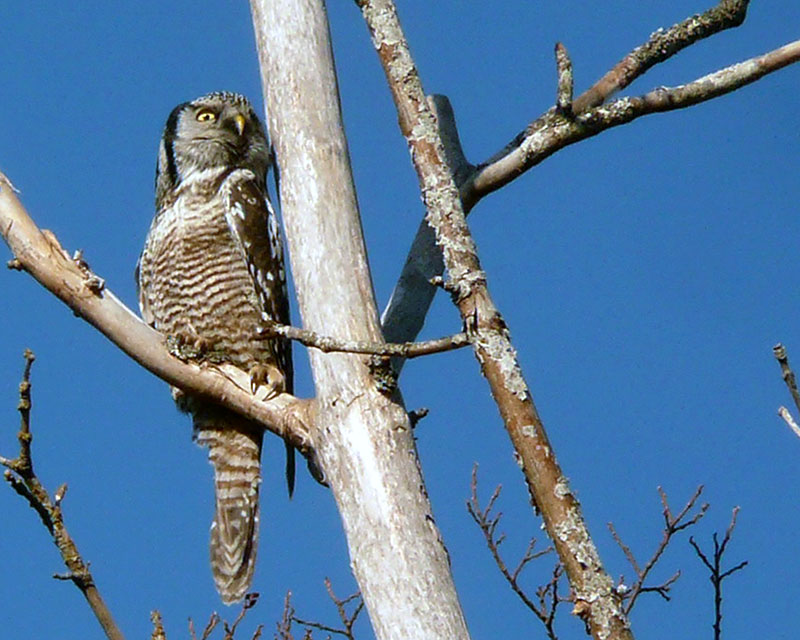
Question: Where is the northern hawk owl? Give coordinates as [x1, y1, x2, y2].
[137, 92, 293, 604]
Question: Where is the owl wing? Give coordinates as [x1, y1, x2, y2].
[134, 252, 156, 327]
[223, 169, 296, 495]
[222, 169, 292, 389]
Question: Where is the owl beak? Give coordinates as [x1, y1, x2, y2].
[233, 114, 247, 137]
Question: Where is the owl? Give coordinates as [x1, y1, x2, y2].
[136, 92, 294, 604]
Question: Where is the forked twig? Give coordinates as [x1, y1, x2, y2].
[275, 592, 294, 640]
[689, 508, 748, 640]
[466, 465, 559, 639]
[223, 592, 262, 640]
[608, 485, 708, 614]
[291, 579, 364, 640]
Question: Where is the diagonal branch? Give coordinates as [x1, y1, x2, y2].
[0, 173, 314, 453]
[380, 1, 799, 347]
[572, 0, 750, 112]
[357, 2, 632, 638]
[466, 38, 800, 205]
[1, 351, 125, 640]
[773, 343, 800, 437]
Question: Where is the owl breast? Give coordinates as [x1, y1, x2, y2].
[140, 173, 272, 369]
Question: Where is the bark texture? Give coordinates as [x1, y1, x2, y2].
[249, 2, 471, 639]
[357, 1, 633, 638]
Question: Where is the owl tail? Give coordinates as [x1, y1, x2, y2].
[195, 416, 263, 605]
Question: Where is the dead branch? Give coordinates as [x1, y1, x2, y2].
[292, 578, 364, 640]
[357, 1, 631, 637]
[608, 486, 708, 614]
[150, 611, 167, 640]
[466, 38, 800, 204]
[189, 613, 227, 640]
[380, 1, 799, 348]
[689, 508, 748, 640]
[258, 321, 469, 359]
[554, 43, 573, 115]
[275, 592, 295, 640]
[0, 351, 125, 640]
[572, 0, 750, 112]
[0, 173, 314, 452]
[773, 343, 800, 437]
[223, 593, 261, 640]
[467, 466, 558, 639]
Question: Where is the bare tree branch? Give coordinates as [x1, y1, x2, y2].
[467, 466, 558, 639]
[466, 38, 800, 204]
[0, 173, 314, 452]
[0, 351, 125, 640]
[258, 321, 469, 359]
[554, 43, 573, 115]
[572, 0, 750, 113]
[773, 343, 800, 437]
[357, 1, 632, 637]
[275, 592, 294, 640]
[150, 611, 166, 640]
[223, 593, 261, 640]
[777, 406, 800, 439]
[689, 508, 748, 640]
[380, 1, 799, 349]
[608, 486, 708, 614]
[292, 579, 364, 640]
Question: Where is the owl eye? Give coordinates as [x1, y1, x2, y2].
[196, 109, 217, 122]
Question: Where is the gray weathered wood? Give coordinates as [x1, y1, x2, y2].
[249, 2, 472, 639]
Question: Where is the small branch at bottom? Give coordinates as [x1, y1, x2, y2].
[1, 351, 125, 640]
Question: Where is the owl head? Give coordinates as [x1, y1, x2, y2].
[156, 92, 269, 208]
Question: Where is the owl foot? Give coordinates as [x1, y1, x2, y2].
[168, 331, 216, 362]
[249, 363, 285, 399]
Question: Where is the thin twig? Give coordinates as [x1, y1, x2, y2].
[150, 611, 167, 640]
[778, 406, 800, 439]
[609, 485, 708, 614]
[773, 344, 800, 437]
[466, 465, 558, 639]
[258, 322, 469, 359]
[223, 592, 260, 640]
[689, 508, 748, 640]
[0, 351, 125, 640]
[292, 579, 364, 640]
[275, 592, 294, 640]
[554, 42, 573, 115]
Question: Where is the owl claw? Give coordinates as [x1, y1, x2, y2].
[249, 363, 285, 399]
[168, 330, 215, 362]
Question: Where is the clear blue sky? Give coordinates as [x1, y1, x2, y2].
[1, 2, 798, 638]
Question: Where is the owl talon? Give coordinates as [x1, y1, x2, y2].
[249, 363, 285, 399]
[169, 330, 215, 361]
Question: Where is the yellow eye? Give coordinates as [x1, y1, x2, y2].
[196, 109, 216, 122]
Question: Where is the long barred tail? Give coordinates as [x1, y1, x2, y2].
[195, 420, 263, 604]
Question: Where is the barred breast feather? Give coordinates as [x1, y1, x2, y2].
[138, 158, 290, 603]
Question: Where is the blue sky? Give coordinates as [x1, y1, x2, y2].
[1, 2, 798, 638]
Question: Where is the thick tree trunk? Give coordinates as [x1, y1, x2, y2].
[249, 2, 471, 639]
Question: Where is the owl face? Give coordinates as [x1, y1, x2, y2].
[156, 92, 269, 208]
